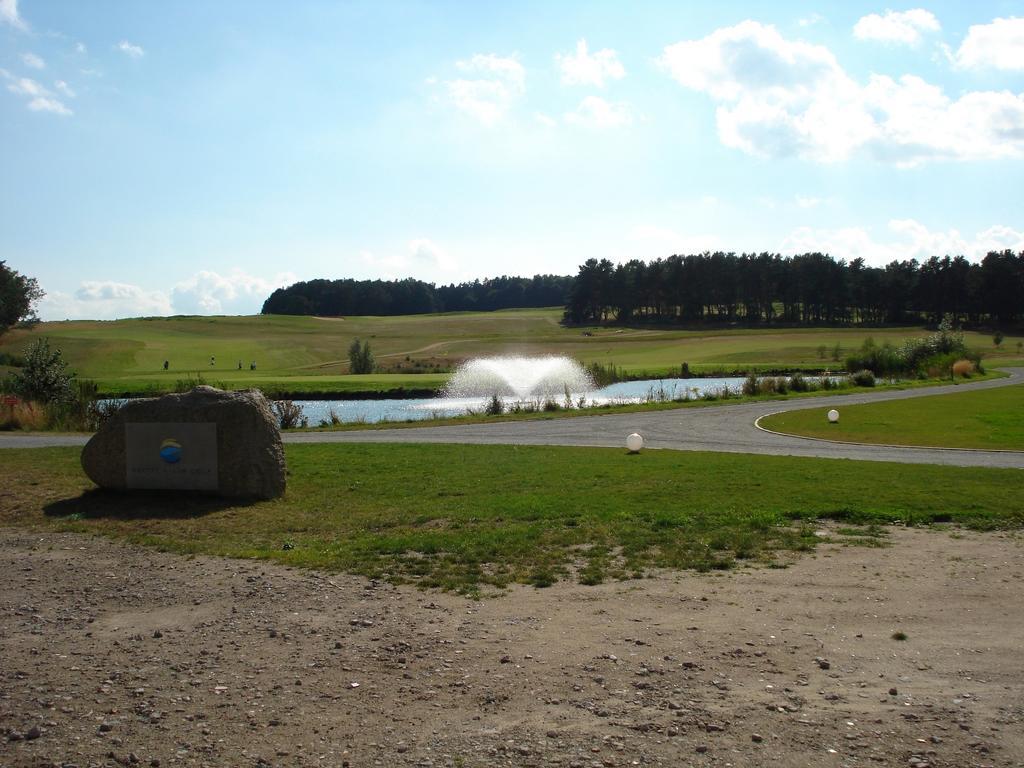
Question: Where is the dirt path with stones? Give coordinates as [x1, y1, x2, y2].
[2, 527, 1021, 768]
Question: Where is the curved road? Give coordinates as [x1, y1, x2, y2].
[3, 368, 1022, 468]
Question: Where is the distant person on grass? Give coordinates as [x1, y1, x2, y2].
[163, 360, 169, 371]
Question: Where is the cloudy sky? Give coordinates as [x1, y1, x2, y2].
[2, 1, 1023, 320]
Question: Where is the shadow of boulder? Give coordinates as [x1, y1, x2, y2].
[44, 488, 256, 521]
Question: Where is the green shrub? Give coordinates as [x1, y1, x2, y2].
[851, 369, 876, 387]
[174, 372, 207, 392]
[47, 379, 98, 431]
[485, 394, 505, 416]
[789, 372, 809, 392]
[846, 316, 977, 379]
[846, 338, 902, 377]
[6, 338, 75, 405]
[742, 373, 758, 396]
[586, 361, 624, 386]
[348, 338, 375, 374]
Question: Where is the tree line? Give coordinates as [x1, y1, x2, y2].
[261, 275, 573, 316]
[258, 251, 1022, 327]
[564, 251, 1024, 326]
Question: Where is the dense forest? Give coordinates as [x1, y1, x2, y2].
[261, 274, 573, 316]
[565, 250, 1024, 326]
[261, 250, 1023, 327]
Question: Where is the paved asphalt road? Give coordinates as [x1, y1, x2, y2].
[2, 368, 1022, 468]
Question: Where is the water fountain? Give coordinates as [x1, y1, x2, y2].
[109, 357, 749, 425]
[441, 356, 594, 400]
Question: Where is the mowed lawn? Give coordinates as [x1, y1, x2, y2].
[2, 310, 1020, 394]
[3, 443, 1021, 593]
[760, 385, 1024, 450]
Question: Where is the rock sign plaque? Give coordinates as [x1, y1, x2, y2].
[125, 422, 218, 491]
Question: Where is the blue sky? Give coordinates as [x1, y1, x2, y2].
[2, 0, 1023, 320]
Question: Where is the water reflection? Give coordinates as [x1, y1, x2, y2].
[294, 377, 748, 425]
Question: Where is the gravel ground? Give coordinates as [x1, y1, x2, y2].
[2, 527, 1022, 768]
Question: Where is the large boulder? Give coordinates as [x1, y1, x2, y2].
[82, 387, 286, 499]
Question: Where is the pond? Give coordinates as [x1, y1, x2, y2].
[292, 376, 749, 425]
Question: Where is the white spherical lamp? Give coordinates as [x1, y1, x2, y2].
[827, 409, 840, 424]
[626, 432, 644, 453]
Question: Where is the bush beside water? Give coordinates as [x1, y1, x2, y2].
[845, 315, 982, 380]
[851, 369, 876, 387]
[273, 400, 308, 429]
[0, 339, 122, 431]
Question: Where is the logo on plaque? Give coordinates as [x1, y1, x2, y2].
[159, 438, 182, 464]
[125, 423, 218, 491]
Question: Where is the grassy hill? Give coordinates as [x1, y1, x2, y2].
[1, 309, 1019, 396]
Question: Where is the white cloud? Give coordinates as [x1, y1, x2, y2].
[5, 73, 39, 96]
[863, 75, 1024, 164]
[658, 20, 1024, 165]
[117, 40, 145, 59]
[564, 95, 633, 127]
[54, 80, 75, 98]
[534, 112, 558, 127]
[661, 21, 847, 103]
[779, 220, 1024, 266]
[442, 53, 524, 126]
[170, 269, 297, 315]
[629, 225, 722, 258]
[954, 17, 1024, 71]
[409, 238, 457, 271]
[76, 281, 172, 307]
[75, 42, 87, 54]
[37, 270, 297, 321]
[38, 282, 175, 321]
[853, 9, 940, 46]
[25, 95, 71, 114]
[795, 195, 824, 208]
[967, 224, 1024, 254]
[21, 52, 44, 69]
[556, 39, 625, 88]
[1, 69, 73, 115]
[798, 13, 824, 28]
[360, 239, 459, 280]
[0, 0, 27, 31]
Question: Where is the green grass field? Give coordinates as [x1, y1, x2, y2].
[759, 384, 1024, 450]
[3, 310, 1020, 395]
[3, 444, 1021, 593]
